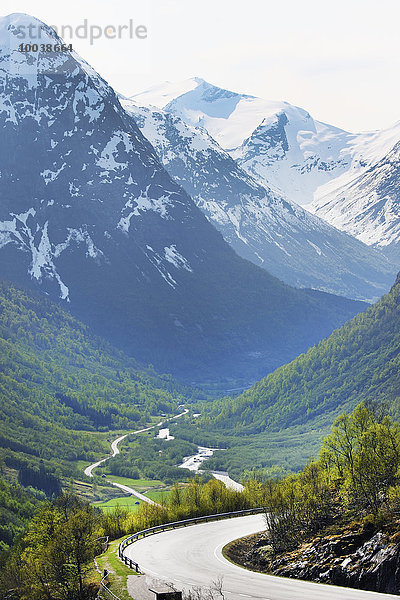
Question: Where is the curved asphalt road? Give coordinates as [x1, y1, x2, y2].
[84, 426, 159, 478]
[124, 514, 395, 600]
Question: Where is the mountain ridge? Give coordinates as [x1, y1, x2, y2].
[134, 78, 400, 254]
[123, 97, 397, 301]
[0, 14, 366, 383]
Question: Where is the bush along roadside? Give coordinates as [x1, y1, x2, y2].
[225, 402, 400, 596]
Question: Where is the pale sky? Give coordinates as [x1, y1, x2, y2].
[2, 0, 400, 132]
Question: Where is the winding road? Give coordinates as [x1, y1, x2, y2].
[211, 471, 244, 492]
[124, 514, 395, 600]
[83, 411, 188, 504]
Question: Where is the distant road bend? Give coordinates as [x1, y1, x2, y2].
[124, 514, 395, 600]
[83, 410, 188, 503]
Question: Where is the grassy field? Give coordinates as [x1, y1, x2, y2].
[105, 475, 164, 490]
[94, 496, 143, 513]
[145, 489, 171, 503]
[94, 488, 172, 513]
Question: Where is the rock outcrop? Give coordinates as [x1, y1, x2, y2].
[227, 529, 400, 595]
[270, 531, 400, 594]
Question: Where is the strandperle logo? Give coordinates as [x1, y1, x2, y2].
[14, 20, 148, 46]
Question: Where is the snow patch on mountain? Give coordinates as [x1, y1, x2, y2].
[134, 78, 400, 251]
[0, 211, 70, 300]
[144, 245, 177, 288]
[41, 163, 67, 184]
[164, 244, 192, 272]
[124, 97, 398, 301]
[97, 131, 133, 171]
[118, 191, 172, 232]
[0, 207, 104, 300]
[73, 83, 105, 123]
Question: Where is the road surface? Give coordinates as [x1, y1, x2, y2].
[124, 514, 395, 600]
[107, 480, 158, 505]
[179, 446, 216, 471]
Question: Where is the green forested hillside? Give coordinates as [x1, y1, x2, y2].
[179, 273, 400, 476]
[0, 478, 41, 553]
[200, 273, 400, 434]
[0, 280, 201, 478]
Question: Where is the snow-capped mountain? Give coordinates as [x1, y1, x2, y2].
[0, 14, 367, 383]
[133, 78, 353, 206]
[134, 78, 400, 254]
[0, 14, 197, 302]
[310, 140, 400, 255]
[123, 99, 397, 301]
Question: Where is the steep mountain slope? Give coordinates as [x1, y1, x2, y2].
[311, 141, 400, 254]
[133, 78, 354, 205]
[135, 78, 400, 255]
[0, 14, 366, 383]
[201, 272, 400, 435]
[123, 99, 396, 301]
[0, 278, 193, 471]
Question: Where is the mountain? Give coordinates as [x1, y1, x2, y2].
[176, 271, 400, 477]
[201, 271, 400, 434]
[0, 278, 193, 473]
[122, 98, 396, 301]
[0, 14, 367, 383]
[134, 78, 400, 257]
[132, 78, 355, 205]
[311, 141, 400, 256]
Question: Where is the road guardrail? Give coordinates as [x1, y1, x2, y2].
[118, 507, 265, 573]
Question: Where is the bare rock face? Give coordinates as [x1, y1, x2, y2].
[269, 531, 400, 595]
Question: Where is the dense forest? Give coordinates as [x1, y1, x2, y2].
[0, 479, 42, 554]
[0, 279, 207, 556]
[0, 493, 104, 599]
[0, 280, 206, 474]
[0, 279, 201, 428]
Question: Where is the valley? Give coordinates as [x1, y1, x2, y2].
[0, 8, 400, 600]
